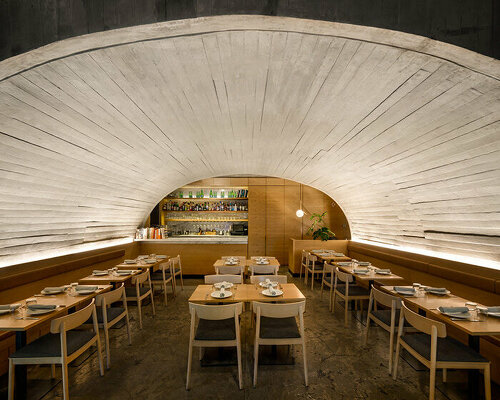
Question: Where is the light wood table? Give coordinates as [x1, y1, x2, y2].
[213, 259, 246, 268]
[189, 283, 305, 304]
[246, 258, 280, 267]
[0, 285, 112, 399]
[335, 264, 404, 287]
[310, 250, 351, 263]
[381, 285, 500, 398]
[116, 257, 167, 272]
[79, 270, 141, 287]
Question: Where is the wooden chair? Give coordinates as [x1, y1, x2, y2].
[170, 255, 184, 292]
[333, 267, 370, 326]
[204, 274, 242, 284]
[186, 302, 243, 390]
[125, 270, 155, 329]
[304, 254, 321, 289]
[393, 303, 491, 400]
[299, 250, 308, 279]
[215, 264, 245, 278]
[82, 284, 131, 369]
[250, 275, 288, 284]
[151, 261, 175, 303]
[320, 261, 335, 311]
[248, 265, 279, 275]
[252, 301, 307, 387]
[8, 300, 104, 400]
[364, 286, 417, 373]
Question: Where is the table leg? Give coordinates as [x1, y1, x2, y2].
[468, 336, 480, 400]
[15, 331, 27, 400]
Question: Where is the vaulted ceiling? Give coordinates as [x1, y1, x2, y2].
[0, 16, 499, 268]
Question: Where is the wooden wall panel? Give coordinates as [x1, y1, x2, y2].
[266, 185, 285, 263]
[0, 16, 498, 268]
[248, 185, 266, 256]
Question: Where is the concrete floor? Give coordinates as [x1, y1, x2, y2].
[4, 274, 497, 400]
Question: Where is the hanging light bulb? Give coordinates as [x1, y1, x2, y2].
[296, 209, 305, 218]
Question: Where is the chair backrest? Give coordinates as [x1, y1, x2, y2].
[323, 261, 335, 274]
[249, 265, 279, 275]
[95, 283, 126, 307]
[250, 275, 287, 284]
[189, 302, 243, 320]
[159, 261, 170, 271]
[51, 299, 96, 333]
[252, 301, 306, 319]
[335, 267, 353, 283]
[204, 274, 242, 284]
[371, 286, 402, 309]
[400, 303, 447, 337]
[170, 255, 181, 269]
[132, 269, 150, 285]
[217, 265, 244, 275]
[301, 251, 308, 266]
[307, 254, 317, 263]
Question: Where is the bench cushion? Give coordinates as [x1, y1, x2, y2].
[260, 317, 300, 339]
[336, 285, 370, 297]
[195, 318, 236, 341]
[125, 287, 150, 297]
[11, 331, 95, 358]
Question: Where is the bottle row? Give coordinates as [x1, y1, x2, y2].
[163, 201, 248, 211]
[168, 188, 248, 199]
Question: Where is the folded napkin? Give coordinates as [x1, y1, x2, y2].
[337, 262, 352, 266]
[376, 269, 391, 274]
[93, 270, 108, 274]
[270, 289, 277, 295]
[0, 305, 11, 310]
[353, 269, 369, 274]
[394, 286, 416, 295]
[76, 285, 98, 291]
[424, 287, 447, 293]
[43, 287, 65, 292]
[123, 259, 136, 263]
[438, 306, 469, 314]
[28, 304, 57, 310]
[357, 262, 370, 266]
[332, 253, 345, 257]
[485, 307, 500, 313]
[116, 270, 134, 274]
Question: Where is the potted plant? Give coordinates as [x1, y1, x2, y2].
[307, 211, 336, 241]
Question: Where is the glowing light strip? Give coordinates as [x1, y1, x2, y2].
[351, 237, 500, 271]
[0, 237, 134, 269]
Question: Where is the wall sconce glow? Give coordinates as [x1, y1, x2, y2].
[0, 237, 134, 269]
[296, 209, 305, 218]
[351, 237, 500, 271]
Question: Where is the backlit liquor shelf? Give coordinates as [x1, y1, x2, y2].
[157, 185, 249, 238]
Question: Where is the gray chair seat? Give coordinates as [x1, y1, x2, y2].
[336, 285, 370, 296]
[85, 307, 125, 324]
[151, 271, 171, 281]
[125, 287, 150, 297]
[260, 317, 300, 339]
[371, 310, 411, 327]
[195, 318, 236, 341]
[10, 331, 95, 359]
[403, 333, 488, 363]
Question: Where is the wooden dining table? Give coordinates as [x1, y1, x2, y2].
[116, 256, 168, 273]
[310, 250, 351, 263]
[189, 283, 305, 304]
[335, 263, 405, 287]
[0, 285, 112, 399]
[380, 285, 500, 399]
[79, 270, 141, 287]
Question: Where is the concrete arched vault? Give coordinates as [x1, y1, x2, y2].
[0, 15, 499, 267]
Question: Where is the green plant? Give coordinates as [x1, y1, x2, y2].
[307, 212, 336, 241]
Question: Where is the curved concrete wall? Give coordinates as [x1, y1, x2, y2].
[0, 0, 498, 61]
[0, 16, 499, 268]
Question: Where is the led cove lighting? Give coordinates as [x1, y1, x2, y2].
[351, 237, 500, 271]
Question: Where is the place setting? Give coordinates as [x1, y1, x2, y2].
[210, 286, 234, 299]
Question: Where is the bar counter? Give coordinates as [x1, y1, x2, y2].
[135, 237, 248, 275]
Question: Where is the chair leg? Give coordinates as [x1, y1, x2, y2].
[198, 347, 204, 361]
[332, 290, 336, 313]
[329, 285, 333, 311]
[51, 364, 56, 378]
[302, 340, 308, 386]
[304, 269, 308, 285]
[429, 364, 436, 400]
[186, 342, 193, 390]
[393, 339, 401, 380]
[311, 271, 314, 290]
[442, 368, 447, 382]
[253, 341, 259, 387]
[171, 279, 175, 296]
[299, 266, 302, 279]
[125, 313, 132, 345]
[237, 342, 243, 389]
[8, 359, 14, 400]
[485, 364, 491, 400]
[320, 279, 324, 300]
[150, 292, 156, 317]
[388, 326, 395, 374]
[104, 328, 111, 369]
[344, 297, 349, 327]
[138, 299, 143, 329]
[364, 316, 370, 345]
[96, 335, 104, 376]
[62, 363, 70, 400]
[172, 278, 177, 297]
[163, 282, 168, 304]
[179, 273, 184, 290]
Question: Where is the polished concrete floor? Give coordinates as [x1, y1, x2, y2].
[3, 273, 497, 400]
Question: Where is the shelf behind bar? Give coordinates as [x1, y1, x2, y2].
[164, 210, 247, 213]
[165, 197, 248, 201]
[165, 218, 248, 222]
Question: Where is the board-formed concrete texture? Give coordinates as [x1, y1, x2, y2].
[0, 16, 499, 267]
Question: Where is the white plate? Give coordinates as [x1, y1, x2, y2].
[256, 261, 269, 265]
[262, 289, 283, 297]
[76, 289, 97, 295]
[210, 291, 233, 299]
[41, 288, 65, 295]
[225, 262, 238, 266]
[92, 272, 108, 276]
[27, 308, 56, 315]
[259, 281, 278, 287]
[213, 282, 234, 289]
